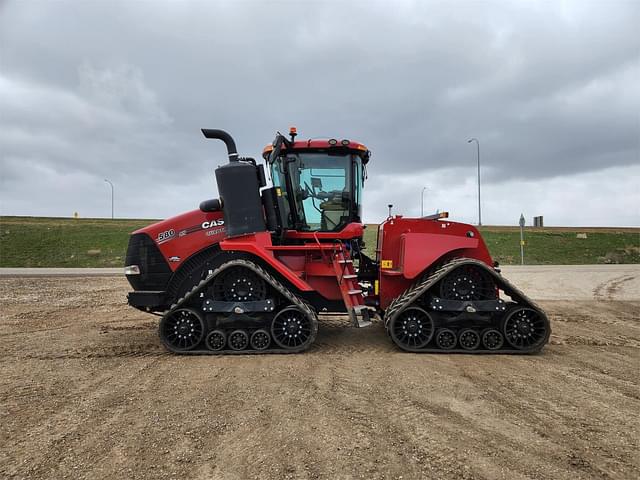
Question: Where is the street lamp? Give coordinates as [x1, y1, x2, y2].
[467, 138, 481, 226]
[421, 186, 428, 216]
[104, 179, 114, 219]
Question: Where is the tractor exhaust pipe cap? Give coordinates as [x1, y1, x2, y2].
[201, 129, 239, 162]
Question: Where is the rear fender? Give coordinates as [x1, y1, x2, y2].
[399, 233, 488, 280]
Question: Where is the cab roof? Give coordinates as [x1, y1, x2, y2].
[262, 138, 370, 163]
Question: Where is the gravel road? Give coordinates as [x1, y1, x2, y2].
[0, 266, 638, 479]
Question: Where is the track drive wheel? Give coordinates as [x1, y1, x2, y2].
[160, 308, 205, 352]
[440, 264, 496, 301]
[211, 266, 267, 302]
[503, 306, 550, 351]
[271, 306, 315, 350]
[389, 307, 434, 350]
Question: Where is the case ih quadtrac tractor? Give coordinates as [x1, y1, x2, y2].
[125, 128, 550, 354]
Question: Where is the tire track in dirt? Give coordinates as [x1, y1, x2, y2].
[593, 274, 637, 300]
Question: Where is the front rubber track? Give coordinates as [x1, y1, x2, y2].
[159, 258, 318, 355]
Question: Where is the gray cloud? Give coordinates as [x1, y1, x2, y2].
[0, 0, 638, 225]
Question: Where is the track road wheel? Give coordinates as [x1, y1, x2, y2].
[435, 328, 457, 350]
[389, 307, 434, 350]
[205, 330, 226, 351]
[459, 329, 481, 350]
[481, 329, 504, 350]
[271, 306, 314, 350]
[250, 329, 271, 351]
[228, 330, 249, 351]
[503, 306, 550, 351]
[160, 308, 205, 352]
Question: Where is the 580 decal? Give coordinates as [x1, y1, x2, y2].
[155, 220, 225, 244]
[156, 229, 175, 243]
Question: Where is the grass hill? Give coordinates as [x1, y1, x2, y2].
[1, 216, 638, 267]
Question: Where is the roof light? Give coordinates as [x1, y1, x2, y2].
[341, 139, 350, 145]
[289, 126, 297, 135]
[328, 139, 338, 145]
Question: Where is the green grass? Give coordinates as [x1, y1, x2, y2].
[1, 216, 638, 267]
[0, 216, 156, 267]
[479, 228, 639, 265]
[362, 224, 639, 265]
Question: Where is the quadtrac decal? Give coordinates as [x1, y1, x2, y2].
[202, 219, 226, 237]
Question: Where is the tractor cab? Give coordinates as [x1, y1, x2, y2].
[262, 129, 370, 233]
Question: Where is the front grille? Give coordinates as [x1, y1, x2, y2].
[125, 233, 172, 291]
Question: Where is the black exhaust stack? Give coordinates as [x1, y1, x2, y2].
[201, 128, 267, 238]
[201, 129, 239, 162]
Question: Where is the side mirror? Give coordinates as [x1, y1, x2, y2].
[268, 135, 285, 164]
[311, 177, 323, 189]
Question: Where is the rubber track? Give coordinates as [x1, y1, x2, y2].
[383, 258, 550, 354]
[160, 259, 318, 355]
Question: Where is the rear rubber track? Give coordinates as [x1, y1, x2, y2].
[160, 258, 318, 355]
[383, 257, 551, 354]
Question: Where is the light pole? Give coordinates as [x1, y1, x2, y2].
[104, 179, 114, 219]
[519, 213, 526, 265]
[467, 138, 481, 226]
[421, 186, 428, 216]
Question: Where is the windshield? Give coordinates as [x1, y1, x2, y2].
[270, 152, 363, 231]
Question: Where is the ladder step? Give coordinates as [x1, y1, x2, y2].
[348, 289, 363, 295]
[343, 274, 357, 279]
[351, 306, 374, 328]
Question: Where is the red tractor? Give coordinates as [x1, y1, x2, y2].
[125, 128, 550, 354]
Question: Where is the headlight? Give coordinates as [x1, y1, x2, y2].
[124, 265, 140, 275]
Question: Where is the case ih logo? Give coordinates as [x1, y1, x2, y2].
[201, 220, 225, 229]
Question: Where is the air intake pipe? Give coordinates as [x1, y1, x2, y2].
[200, 128, 267, 237]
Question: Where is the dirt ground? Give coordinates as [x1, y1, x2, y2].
[0, 267, 638, 480]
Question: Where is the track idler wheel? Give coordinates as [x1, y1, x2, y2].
[435, 328, 457, 350]
[228, 330, 249, 350]
[389, 307, 434, 350]
[459, 329, 481, 350]
[481, 329, 504, 350]
[205, 329, 226, 351]
[160, 308, 205, 352]
[250, 329, 271, 351]
[503, 306, 550, 351]
[271, 306, 314, 350]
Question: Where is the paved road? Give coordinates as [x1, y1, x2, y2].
[0, 267, 122, 276]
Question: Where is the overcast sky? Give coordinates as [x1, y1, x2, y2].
[1, 0, 639, 226]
